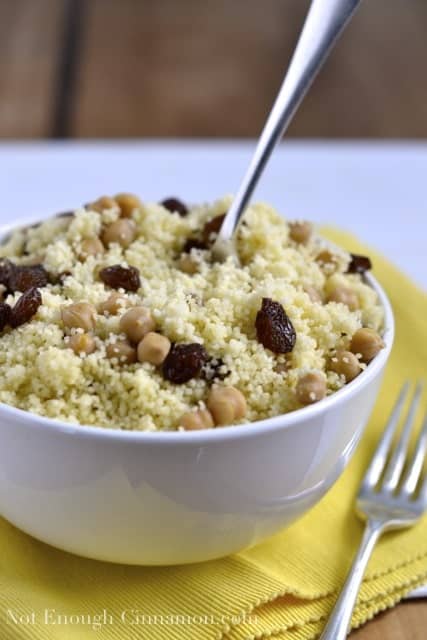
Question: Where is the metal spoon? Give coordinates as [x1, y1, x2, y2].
[211, 0, 362, 262]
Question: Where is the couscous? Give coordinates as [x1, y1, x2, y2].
[0, 195, 384, 431]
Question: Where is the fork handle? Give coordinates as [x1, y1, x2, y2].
[319, 518, 385, 640]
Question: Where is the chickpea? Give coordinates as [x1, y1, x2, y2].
[68, 332, 96, 356]
[329, 349, 361, 382]
[79, 236, 105, 260]
[316, 250, 339, 273]
[101, 219, 136, 248]
[137, 332, 171, 365]
[289, 221, 312, 244]
[207, 386, 247, 426]
[115, 193, 142, 218]
[350, 328, 385, 363]
[180, 409, 214, 431]
[90, 196, 117, 213]
[296, 372, 327, 405]
[327, 286, 359, 311]
[106, 340, 137, 364]
[61, 302, 96, 331]
[178, 254, 199, 274]
[119, 306, 156, 343]
[99, 292, 129, 316]
[304, 286, 323, 304]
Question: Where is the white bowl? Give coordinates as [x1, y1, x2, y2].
[0, 226, 394, 564]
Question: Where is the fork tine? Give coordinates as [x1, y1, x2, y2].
[361, 382, 410, 490]
[381, 382, 424, 492]
[401, 410, 427, 496]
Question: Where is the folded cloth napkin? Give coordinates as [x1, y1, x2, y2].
[1, 229, 426, 640]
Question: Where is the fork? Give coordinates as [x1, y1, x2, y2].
[319, 382, 427, 640]
[211, 0, 362, 262]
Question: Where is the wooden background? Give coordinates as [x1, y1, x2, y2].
[1, 0, 427, 637]
[1, 0, 427, 139]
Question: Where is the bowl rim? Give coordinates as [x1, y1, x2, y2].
[0, 218, 394, 445]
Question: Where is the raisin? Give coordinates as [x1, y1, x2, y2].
[346, 253, 372, 274]
[202, 213, 226, 244]
[0, 260, 13, 287]
[99, 265, 141, 292]
[181, 214, 227, 252]
[182, 238, 208, 253]
[56, 210, 74, 218]
[255, 297, 296, 353]
[50, 270, 72, 286]
[0, 261, 49, 293]
[0, 302, 12, 331]
[163, 343, 208, 384]
[201, 356, 230, 382]
[8, 264, 49, 292]
[10, 288, 42, 328]
[161, 197, 188, 217]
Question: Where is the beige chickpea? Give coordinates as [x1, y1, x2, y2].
[119, 306, 156, 343]
[180, 409, 214, 431]
[137, 332, 171, 365]
[304, 286, 323, 304]
[115, 193, 142, 218]
[106, 340, 137, 364]
[289, 221, 312, 244]
[315, 250, 339, 272]
[99, 292, 129, 316]
[101, 218, 136, 248]
[68, 332, 96, 356]
[79, 236, 105, 260]
[296, 372, 327, 405]
[329, 349, 361, 382]
[207, 386, 247, 426]
[61, 302, 96, 331]
[90, 196, 117, 213]
[178, 254, 199, 274]
[327, 286, 359, 311]
[350, 328, 385, 363]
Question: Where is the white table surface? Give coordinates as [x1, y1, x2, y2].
[0, 141, 426, 289]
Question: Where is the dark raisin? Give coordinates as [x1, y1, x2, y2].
[346, 253, 372, 274]
[8, 264, 49, 292]
[56, 210, 74, 218]
[25, 222, 41, 231]
[161, 198, 188, 217]
[10, 288, 42, 328]
[163, 343, 208, 384]
[201, 356, 230, 382]
[202, 213, 226, 244]
[0, 259, 14, 287]
[255, 297, 296, 353]
[99, 265, 141, 292]
[49, 270, 72, 285]
[182, 238, 208, 253]
[0, 302, 12, 331]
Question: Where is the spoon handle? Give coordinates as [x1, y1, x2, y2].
[213, 0, 362, 258]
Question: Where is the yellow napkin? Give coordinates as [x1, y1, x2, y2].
[1, 229, 426, 640]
